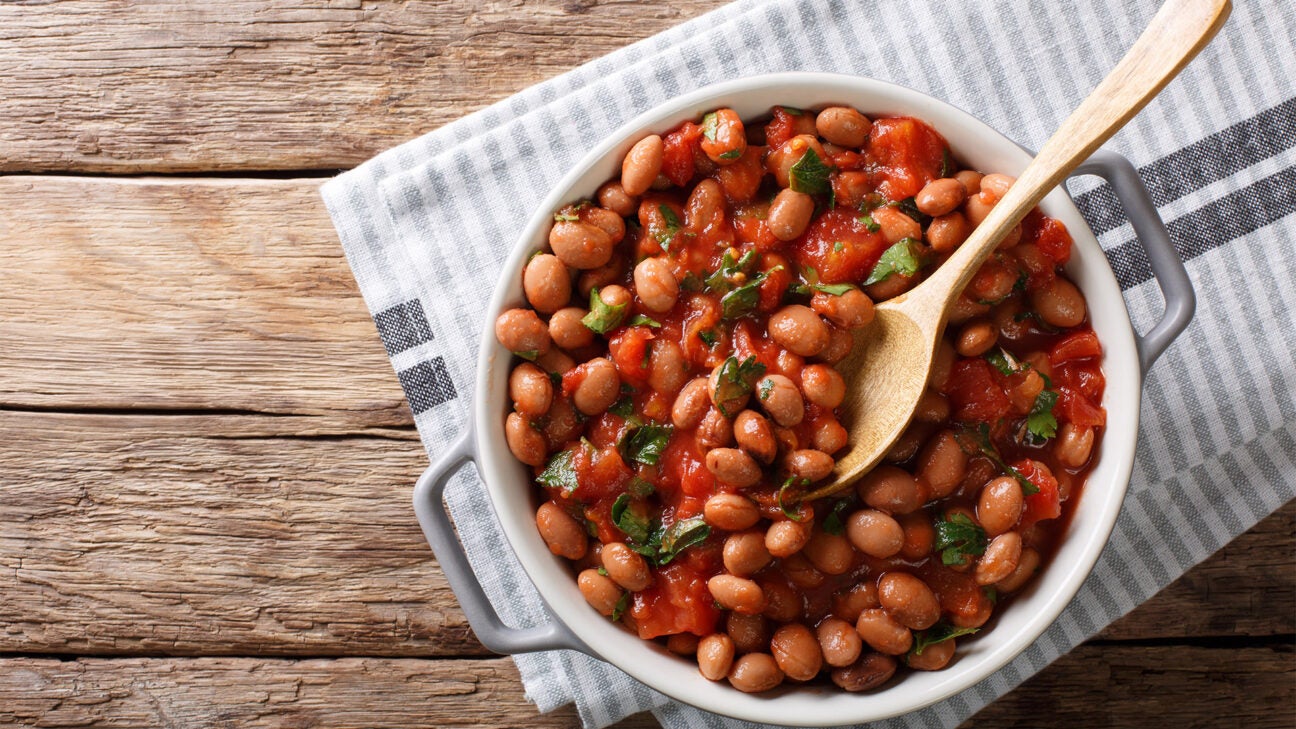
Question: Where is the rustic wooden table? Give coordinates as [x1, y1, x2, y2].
[1, 2, 1291, 727]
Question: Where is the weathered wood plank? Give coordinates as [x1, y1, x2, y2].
[0, 176, 410, 427]
[0, 645, 1289, 729]
[0, 0, 728, 173]
[0, 656, 661, 729]
[1, 409, 1290, 657]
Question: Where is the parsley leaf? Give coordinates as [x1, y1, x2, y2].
[813, 281, 856, 296]
[513, 349, 540, 361]
[758, 378, 775, 401]
[789, 146, 832, 196]
[655, 204, 684, 252]
[608, 395, 635, 418]
[720, 265, 781, 320]
[657, 517, 711, 565]
[833, 241, 845, 252]
[611, 494, 653, 544]
[704, 249, 758, 294]
[939, 149, 957, 179]
[611, 591, 629, 621]
[536, 449, 579, 492]
[697, 329, 718, 347]
[956, 423, 1040, 495]
[553, 212, 580, 222]
[892, 197, 930, 226]
[626, 476, 656, 497]
[911, 623, 979, 656]
[619, 424, 674, 466]
[718, 149, 743, 161]
[934, 513, 987, 566]
[857, 213, 881, 233]
[777, 476, 810, 521]
[1026, 389, 1059, 441]
[821, 498, 854, 537]
[984, 348, 1019, 376]
[712, 355, 767, 416]
[700, 112, 719, 142]
[629, 314, 661, 328]
[581, 287, 628, 334]
[865, 238, 926, 285]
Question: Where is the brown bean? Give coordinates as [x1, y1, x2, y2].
[871, 205, 922, 244]
[699, 108, 747, 165]
[976, 531, 1023, 586]
[548, 307, 593, 351]
[733, 409, 777, 464]
[684, 178, 726, 230]
[576, 254, 625, 298]
[878, 572, 941, 630]
[596, 181, 637, 217]
[906, 637, 956, 671]
[760, 578, 801, 622]
[522, 253, 571, 314]
[509, 363, 553, 419]
[583, 206, 626, 244]
[727, 653, 784, 693]
[766, 519, 813, 559]
[705, 448, 762, 488]
[539, 396, 582, 446]
[771, 623, 823, 681]
[897, 512, 935, 561]
[672, 377, 711, 429]
[768, 304, 830, 357]
[916, 429, 968, 499]
[621, 134, 664, 196]
[846, 509, 904, 558]
[864, 270, 917, 302]
[858, 465, 926, 514]
[831, 653, 897, 691]
[726, 612, 770, 654]
[572, 358, 620, 415]
[495, 308, 551, 356]
[536, 502, 588, 560]
[1030, 277, 1087, 329]
[647, 339, 688, 396]
[633, 257, 679, 313]
[704, 493, 761, 531]
[914, 390, 951, 423]
[767, 134, 829, 188]
[815, 106, 872, 147]
[979, 173, 1015, 203]
[766, 188, 816, 241]
[915, 178, 968, 217]
[506, 412, 548, 467]
[885, 423, 930, 464]
[816, 617, 863, 668]
[956, 318, 998, 357]
[927, 211, 971, 253]
[773, 426, 800, 455]
[602, 542, 652, 592]
[832, 582, 879, 623]
[549, 220, 614, 270]
[955, 170, 983, 196]
[995, 546, 1041, 593]
[723, 531, 773, 577]
[855, 608, 912, 655]
[756, 374, 805, 427]
[970, 259, 1019, 303]
[708, 574, 766, 614]
[930, 339, 956, 390]
[978, 476, 1024, 537]
[1057, 422, 1096, 468]
[811, 288, 875, 330]
[667, 633, 699, 656]
[803, 530, 855, 575]
[811, 417, 848, 454]
[815, 324, 854, 364]
[695, 407, 734, 450]
[993, 299, 1032, 341]
[963, 193, 994, 226]
[577, 568, 623, 616]
[697, 633, 736, 680]
[784, 449, 834, 482]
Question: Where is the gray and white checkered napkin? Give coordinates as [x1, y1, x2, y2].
[321, 1, 1296, 726]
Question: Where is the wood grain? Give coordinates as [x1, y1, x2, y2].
[0, 176, 410, 428]
[0, 0, 728, 174]
[0, 407, 1290, 658]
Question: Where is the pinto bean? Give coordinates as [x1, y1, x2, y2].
[831, 653, 897, 691]
[509, 363, 553, 418]
[536, 502, 587, 560]
[576, 254, 625, 298]
[647, 339, 688, 396]
[506, 412, 547, 466]
[1056, 422, 1096, 468]
[846, 509, 904, 558]
[495, 308, 551, 356]
[927, 211, 971, 252]
[756, 374, 805, 427]
[602, 542, 652, 592]
[871, 205, 922, 244]
[727, 653, 784, 693]
[696, 408, 734, 450]
[766, 519, 813, 559]
[578, 568, 623, 616]
[621, 134, 663, 196]
[906, 637, 956, 671]
[978, 476, 1024, 537]
[733, 409, 777, 464]
[597, 181, 637, 217]
[548, 307, 593, 351]
[582, 206, 626, 244]
[915, 178, 968, 217]
[811, 288, 875, 330]
[522, 253, 571, 314]
[708, 574, 766, 614]
[768, 304, 830, 357]
[913, 389, 950, 423]
[699, 108, 747, 165]
[572, 358, 620, 415]
[815, 324, 855, 364]
[1030, 275, 1087, 328]
[803, 530, 855, 575]
[811, 417, 848, 454]
[672, 377, 711, 429]
[995, 546, 1041, 593]
[726, 612, 770, 654]
[771, 623, 823, 681]
[897, 512, 935, 561]
[767, 134, 829, 188]
[877, 572, 941, 630]
[540, 396, 583, 446]
[768, 188, 816, 241]
[979, 173, 1016, 203]
[667, 633, 698, 656]
[697, 633, 736, 681]
[916, 429, 968, 499]
[784, 449, 834, 482]
[759, 578, 801, 622]
[955, 170, 983, 196]
[706, 448, 762, 488]
[723, 531, 773, 577]
[704, 493, 761, 531]
[976, 531, 1023, 586]
[549, 220, 614, 270]
[815, 106, 872, 147]
[855, 608, 912, 655]
[956, 318, 998, 357]
[817, 617, 863, 668]
[832, 582, 879, 623]
[963, 193, 994, 226]
[858, 465, 926, 514]
[685, 178, 726, 230]
[633, 257, 679, 313]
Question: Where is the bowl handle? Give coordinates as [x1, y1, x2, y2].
[1072, 149, 1196, 374]
[413, 425, 589, 656]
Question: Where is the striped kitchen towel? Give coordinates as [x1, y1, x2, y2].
[320, 1, 1296, 726]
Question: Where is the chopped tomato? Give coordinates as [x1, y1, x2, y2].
[572, 445, 632, 502]
[792, 207, 890, 284]
[758, 258, 793, 313]
[660, 436, 717, 500]
[1050, 329, 1103, 364]
[630, 562, 721, 638]
[943, 358, 1012, 422]
[1014, 459, 1062, 528]
[1023, 210, 1073, 265]
[608, 326, 654, 386]
[866, 117, 950, 200]
[1056, 388, 1107, 428]
[918, 562, 992, 627]
[711, 145, 766, 203]
[1053, 360, 1105, 401]
[662, 122, 702, 187]
[764, 106, 804, 149]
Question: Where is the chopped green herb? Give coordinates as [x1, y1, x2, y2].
[939, 149, 957, 179]
[536, 449, 579, 493]
[611, 493, 653, 544]
[581, 288, 629, 334]
[626, 476, 656, 497]
[934, 513, 987, 567]
[780, 106, 804, 116]
[758, 379, 775, 401]
[984, 348, 1019, 376]
[547, 371, 563, 387]
[641, 340, 652, 369]
[611, 591, 629, 621]
[821, 498, 854, 537]
[619, 424, 673, 466]
[679, 271, 705, 292]
[553, 212, 580, 223]
[697, 329, 718, 347]
[718, 149, 743, 161]
[1026, 389, 1059, 441]
[833, 240, 845, 252]
[608, 395, 635, 418]
[789, 146, 833, 196]
[700, 112, 719, 142]
[597, 566, 609, 576]
[514, 349, 540, 361]
[629, 313, 662, 328]
[712, 355, 767, 416]
[865, 238, 926, 285]
[655, 204, 684, 252]
[705, 249, 758, 294]
[720, 265, 781, 320]
[777, 476, 810, 521]
[956, 423, 1040, 495]
[813, 281, 857, 296]
[784, 280, 812, 300]
[892, 196, 930, 226]
[857, 213, 881, 233]
[983, 586, 999, 605]
[657, 516, 711, 565]
[911, 623, 979, 656]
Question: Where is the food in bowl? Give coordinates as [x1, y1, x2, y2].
[493, 104, 1106, 693]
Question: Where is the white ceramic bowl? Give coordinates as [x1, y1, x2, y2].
[459, 73, 1169, 726]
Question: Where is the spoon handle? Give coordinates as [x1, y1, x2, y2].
[917, 0, 1231, 311]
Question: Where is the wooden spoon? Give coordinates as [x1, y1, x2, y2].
[803, 0, 1230, 501]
